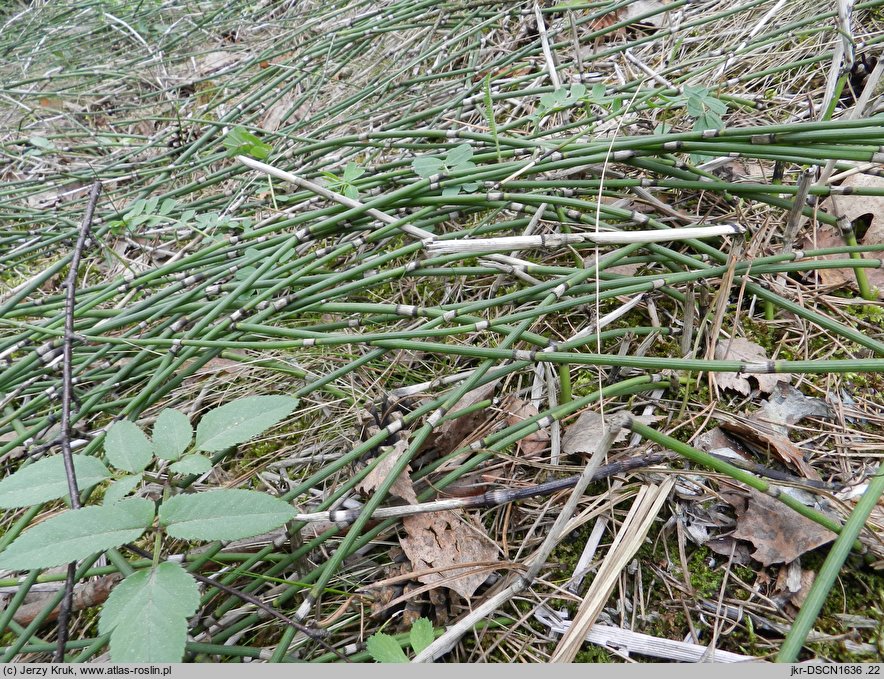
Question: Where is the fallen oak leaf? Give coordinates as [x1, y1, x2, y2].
[357, 440, 418, 505]
[717, 383, 831, 480]
[400, 510, 498, 599]
[718, 415, 820, 480]
[725, 488, 836, 566]
[421, 380, 499, 455]
[714, 337, 789, 395]
[502, 396, 549, 457]
[755, 382, 832, 436]
[562, 410, 659, 456]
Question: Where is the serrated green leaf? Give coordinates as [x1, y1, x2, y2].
[0, 498, 154, 570]
[100, 562, 199, 663]
[342, 163, 365, 181]
[343, 184, 359, 200]
[444, 143, 472, 167]
[152, 409, 192, 461]
[409, 618, 434, 654]
[412, 156, 445, 178]
[104, 420, 154, 473]
[441, 185, 461, 197]
[685, 95, 705, 118]
[0, 454, 110, 509]
[569, 83, 586, 100]
[234, 266, 257, 281]
[29, 135, 56, 150]
[590, 83, 606, 101]
[169, 454, 212, 476]
[158, 198, 177, 216]
[159, 489, 295, 541]
[461, 181, 480, 194]
[179, 209, 196, 224]
[539, 92, 557, 109]
[194, 395, 298, 452]
[366, 633, 409, 663]
[706, 97, 728, 115]
[103, 474, 142, 505]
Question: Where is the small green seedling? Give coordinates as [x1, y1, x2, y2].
[667, 86, 728, 163]
[412, 143, 480, 196]
[321, 162, 366, 199]
[222, 125, 272, 159]
[0, 394, 300, 663]
[366, 618, 436, 662]
[108, 196, 177, 234]
[536, 83, 586, 118]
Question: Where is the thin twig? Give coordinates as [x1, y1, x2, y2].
[54, 181, 101, 663]
[412, 413, 627, 662]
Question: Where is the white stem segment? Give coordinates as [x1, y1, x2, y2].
[237, 155, 435, 240]
[426, 224, 744, 254]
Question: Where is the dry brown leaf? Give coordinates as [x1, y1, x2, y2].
[755, 382, 831, 435]
[696, 426, 751, 461]
[727, 489, 836, 566]
[717, 383, 830, 479]
[357, 440, 418, 505]
[423, 380, 498, 455]
[714, 338, 788, 395]
[619, 0, 671, 28]
[400, 510, 498, 599]
[719, 417, 820, 480]
[799, 226, 884, 297]
[502, 396, 549, 457]
[13, 574, 122, 625]
[826, 173, 884, 232]
[773, 560, 816, 613]
[705, 536, 752, 564]
[800, 174, 884, 297]
[562, 411, 657, 456]
[606, 263, 642, 277]
[261, 91, 303, 132]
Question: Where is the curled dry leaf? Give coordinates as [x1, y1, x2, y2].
[725, 488, 836, 566]
[714, 337, 789, 395]
[502, 396, 549, 457]
[755, 382, 831, 435]
[619, 0, 672, 28]
[801, 173, 884, 297]
[422, 380, 498, 455]
[561, 410, 658, 456]
[357, 440, 418, 505]
[773, 560, 816, 614]
[400, 510, 498, 599]
[718, 383, 830, 479]
[719, 417, 820, 480]
[13, 574, 122, 625]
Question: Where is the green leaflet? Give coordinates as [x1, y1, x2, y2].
[0, 498, 154, 570]
[152, 409, 193, 461]
[194, 395, 298, 452]
[100, 562, 200, 663]
[159, 489, 296, 541]
[105, 420, 154, 473]
[0, 454, 110, 509]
